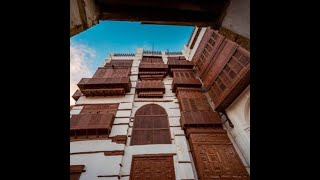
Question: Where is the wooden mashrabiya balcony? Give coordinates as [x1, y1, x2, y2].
[77, 77, 131, 96]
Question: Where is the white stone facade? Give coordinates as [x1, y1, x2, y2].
[71, 47, 250, 179]
[71, 49, 198, 179]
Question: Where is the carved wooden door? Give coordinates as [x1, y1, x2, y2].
[188, 129, 249, 179]
[130, 155, 175, 180]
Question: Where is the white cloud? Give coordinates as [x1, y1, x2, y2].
[70, 41, 95, 105]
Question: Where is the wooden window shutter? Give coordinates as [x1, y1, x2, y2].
[70, 113, 115, 140]
[93, 68, 130, 78]
[80, 104, 119, 116]
[142, 56, 164, 64]
[198, 31, 225, 77]
[136, 80, 165, 98]
[202, 39, 238, 90]
[191, 28, 215, 64]
[77, 77, 131, 96]
[179, 98, 211, 112]
[172, 77, 202, 93]
[176, 88, 207, 100]
[131, 104, 171, 145]
[208, 46, 250, 111]
[104, 60, 133, 68]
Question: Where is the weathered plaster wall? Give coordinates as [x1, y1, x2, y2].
[221, 0, 250, 39]
[71, 153, 122, 179]
[70, 0, 99, 37]
[224, 86, 250, 168]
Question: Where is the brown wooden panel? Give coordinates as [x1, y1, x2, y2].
[176, 88, 206, 100]
[172, 77, 202, 93]
[70, 173, 81, 180]
[138, 63, 168, 80]
[104, 150, 125, 156]
[192, 28, 214, 64]
[70, 113, 115, 140]
[139, 74, 166, 81]
[179, 98, 211, 112]
[72, 89, 82, 101]
[167, 56, 186, 61]
[70, 165, 85, 173]
[110, 60, 133, 66]
[80, 104, 119, 115]
[197, 31, 225, 77]
[111, 135, 128, 144]
[167, 59, 194, 75]
[180, 111, 222, 129]
[208, 46, 250, 111]
[131, 104, 171, 145]
[130, 155, 175, 180]
[139, 63, 168, 70]
[70, 165, 85, 180]
[188, 129, 249, 179]
[136, 81, 165, 93]
[173, 71, 195, 79]
[93, 68, 130, 78]
[138, 91, 164, 98]
[77, 77, 131, 96]
[81, 88, 127, 96]
[104, 60, 133, 68]
[142, 56, 164, 63]
[167, 59, 194, 66]
[201, 39, 238, 90]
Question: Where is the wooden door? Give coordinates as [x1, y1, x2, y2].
[188, 129, 249, 179]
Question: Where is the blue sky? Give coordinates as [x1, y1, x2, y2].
[70, 21, 193, 104]
[71, 21, 193, 68]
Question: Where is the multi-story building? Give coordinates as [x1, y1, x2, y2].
[70, 26, 250, 180]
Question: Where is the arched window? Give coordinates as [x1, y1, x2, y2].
[130, 104, 171, 145]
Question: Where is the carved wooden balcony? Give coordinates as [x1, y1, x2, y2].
[138, 63, 168, 80]
[70, 113, 115, 140]
[171, 69, 195, 78]
[205, 44, 250, 111]
[136, 81, 165, 98]
[172, 77, 202, 93]
[180, 111, 222, 129]
[77, 77, 131, 96]
[178, 98, 222, 129]
[176, 88, 207, 100]
[104, 60, 133, 68]
[167, 59, 194, 75]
